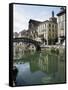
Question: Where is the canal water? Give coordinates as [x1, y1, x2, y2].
[13, 50, 66, 86]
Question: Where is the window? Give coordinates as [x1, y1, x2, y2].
[41, 24, 42, 29]
[32, 46, 34, 48]
[53, 29, 54, 32]
[40, 25, 42, 30]
[43, 24, 45, 29]
[49, 24, 51, 27]
[52, 34, 54, 37]
[60, 22, 64, 29]
[38, 27, 40, 32]
[49, 29, 51, 31]
[42, 24, 44, 29]
[45, 24, 46, 27]
[61, 15, 64, 22]
[52, 24, 54, 28]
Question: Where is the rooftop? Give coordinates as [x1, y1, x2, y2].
[57, 7, 66, 16]
[29, 19, 42, 23]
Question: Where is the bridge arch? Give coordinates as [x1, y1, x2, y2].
[13, 37, 41, 51]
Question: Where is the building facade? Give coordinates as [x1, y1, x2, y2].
[18, 30, 28, 38]
[57, 7, 66, 44]
[36, 11, 58, 45]
[28, 19, 41, 39]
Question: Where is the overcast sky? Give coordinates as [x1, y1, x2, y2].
[13, 4, 61, 33]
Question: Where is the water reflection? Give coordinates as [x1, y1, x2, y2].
[13, 51, 65, 86]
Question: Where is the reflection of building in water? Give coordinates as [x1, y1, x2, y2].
[29, 53, 58, 74]
[30, 60, 39, 72]
[13, 42, 36, 59]
[13, 42, 26, 59]
[38, 54, 58, 74]
[58, 55, 66, 82]
[28, 44, 36, 51]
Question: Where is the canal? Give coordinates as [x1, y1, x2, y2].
[13, 49, 66, 86]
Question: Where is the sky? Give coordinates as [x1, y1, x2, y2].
[13, 4, 62, 33]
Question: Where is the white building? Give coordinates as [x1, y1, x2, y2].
[57, 7, 66, 44]
[36, 11, 58, 45]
